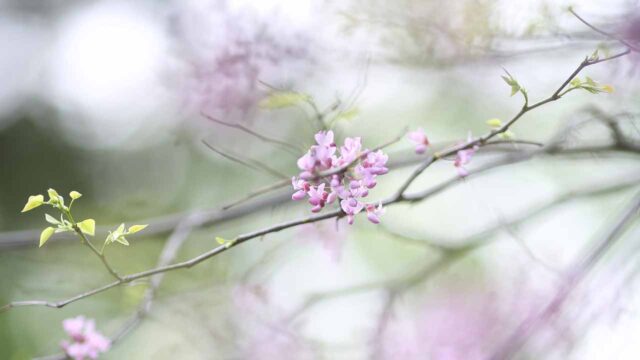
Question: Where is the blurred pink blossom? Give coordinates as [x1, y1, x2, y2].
[232, 284, 313, 359]
[454, 146, 478, 177]
[60, 316, 110, 360]
[171, 1, 312, 117]
[407, 128, 430, 154]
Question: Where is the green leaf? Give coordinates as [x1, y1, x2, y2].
[127, 224, 148, 234]
[486, 118, 502, 127]
[116, 223, 125, 234]
[45, 213, 60, 225]
[581, 86, 600, 94]
[602, 84, 614, 93]
[21, 195, 44, 213]
[78, 219, 96, 236]
[570, 77, 581, 87]
[216, 236, 227, 245]
[498, 130, 515, 139]
[116, 237, 129, 246]
[47, 188, 60, 202]
[259, 91, 310, 109]
[501, 72, 521, 96]
[69, 191, 82, 200]
[39, 227, 55, 247]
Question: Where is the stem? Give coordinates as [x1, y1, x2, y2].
[64, 209, 123, 281]
[74, 227, 123, 281]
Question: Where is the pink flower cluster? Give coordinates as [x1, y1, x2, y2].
[292, 130, 388, 224]
[60, 316, 110, 360]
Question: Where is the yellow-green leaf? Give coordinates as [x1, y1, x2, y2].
[47, 188, 60, 201]
[45, 213, 60, 225]
[39, 227, 55, 247]
[498, 130, 515, 139]
[128, 224, 148, 234]
[78, 219, 96, 236]
[335, 108, 359, 122]
[22, 195, 44, 213]
[259, 91, 310, 109]
[486, 118, 502, 127]
[601, 85, 614, 93]
[69, 191, 82, 200]
[116, 237, 129, 246]
[216, 236, 227, 245]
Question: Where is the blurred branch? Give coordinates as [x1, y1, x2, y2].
[489, 190, 640, 359]
[282, 171, 640, 327]
[569, 7, 640, 52]
[110, 216, 195, 345]
[201, 112, 303, 155]
[202, 139, 290, 179]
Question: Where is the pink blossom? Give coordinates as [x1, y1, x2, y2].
[296, 130, 337, 179]
[310, 144, 335, 169]
[60, 316, 110, 360]
[339, 137, 362, 165]
[314, 130, 335, 148]
[366, 202, 385, 224]
[308, 184, 329, 212]
[340, 197, 364, 225]
[364, 150, 389, 175]
[291, 177, 309, 201]
[408, 128, 430, 154]
[454, 147, 477, 177]
[296, 152, 316, 180]
[347, 180, 369, 198]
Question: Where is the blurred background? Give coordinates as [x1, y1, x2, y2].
[1, 0, 640, 359]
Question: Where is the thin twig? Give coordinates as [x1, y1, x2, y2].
[76, 228, 123, 281]
[569, 7, 640, 52]
[202, 139, 289, 179]
[202, 112, 302, 155]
